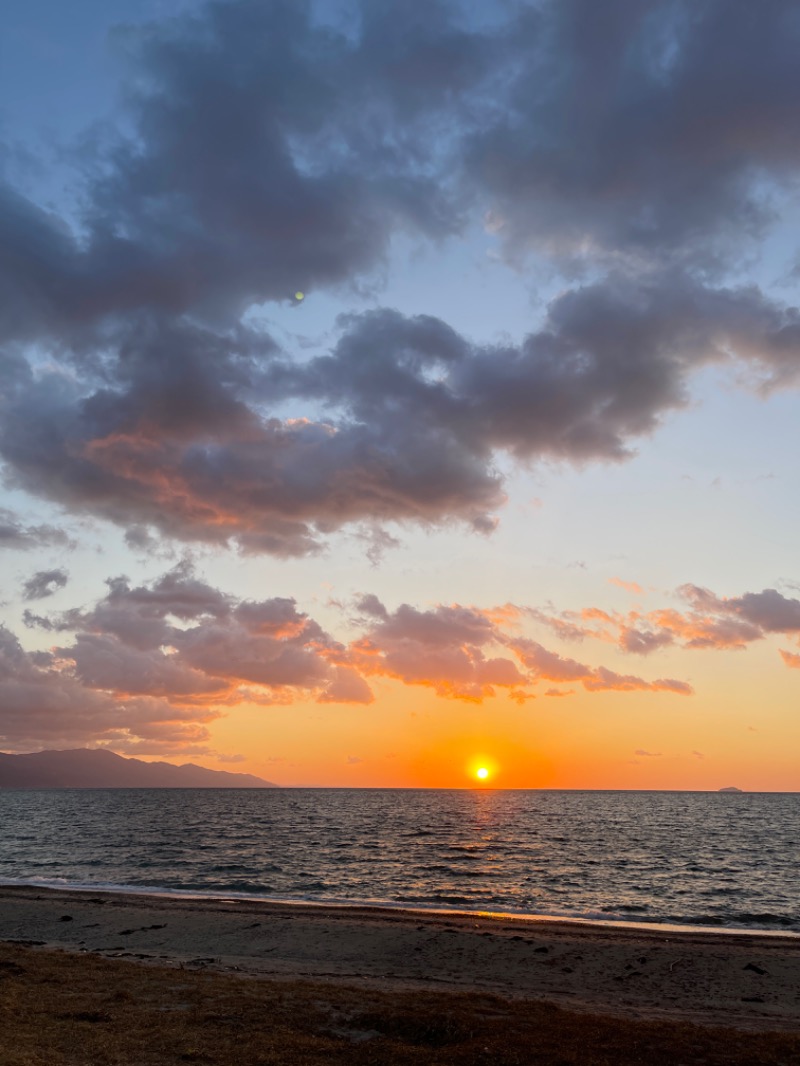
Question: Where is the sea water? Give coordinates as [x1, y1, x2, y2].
[0, 788, 797, 932]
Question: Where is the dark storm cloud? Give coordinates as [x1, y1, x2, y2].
[1, 0, 800, 553]
[21, 568, 68, 601]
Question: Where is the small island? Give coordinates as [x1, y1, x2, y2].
[718, 786, 744, 792]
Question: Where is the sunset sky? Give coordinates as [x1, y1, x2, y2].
[1, 0, 799, 789]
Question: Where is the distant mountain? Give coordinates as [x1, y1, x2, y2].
[718, 786, 744, 792]
[0, 748, 277, 788]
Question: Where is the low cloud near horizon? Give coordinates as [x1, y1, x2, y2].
[4, 561, 798, 754]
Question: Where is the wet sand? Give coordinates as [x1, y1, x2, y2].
[1, 884, 798, 1033]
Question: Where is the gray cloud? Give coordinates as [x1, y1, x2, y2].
[467, 0, 800, 272]
[64, 632, 229, 701]
[2, 274, 798, 556]
[0, 508, 70, 552]
[0, 0, 799, 557]
[619, 627, 674, 655]
[0, 624, 217, 753]
[22, 568, 69, 601]
[3, 563, 377, 750]
[0, 0, 471, 345]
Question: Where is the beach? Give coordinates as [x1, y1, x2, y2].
[1, 884, 799, 1063]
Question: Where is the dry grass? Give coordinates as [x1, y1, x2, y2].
[0, 942, 798, 1066]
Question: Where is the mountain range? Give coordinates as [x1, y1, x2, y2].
[0, 748, 276, 788]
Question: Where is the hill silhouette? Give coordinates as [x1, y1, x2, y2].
[0, 749, 276, 788]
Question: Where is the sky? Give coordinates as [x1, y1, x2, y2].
[1, 0, 799, 790]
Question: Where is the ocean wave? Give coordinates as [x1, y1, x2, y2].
[2, 789, 799, 936]
[1, 876, 798, 936]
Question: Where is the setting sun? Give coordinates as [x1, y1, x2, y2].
[476, 767, 489, 780]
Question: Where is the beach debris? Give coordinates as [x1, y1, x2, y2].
[119, 923, 167, 935]
[743, 962, 768, 975]
[58, 915, 73, 922]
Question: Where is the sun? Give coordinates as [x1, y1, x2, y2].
[476, 767, 490, 781]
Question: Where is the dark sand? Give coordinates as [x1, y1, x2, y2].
[1, 885, 798, 1032]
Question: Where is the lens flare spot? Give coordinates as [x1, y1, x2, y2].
[294, 291, 305, 301]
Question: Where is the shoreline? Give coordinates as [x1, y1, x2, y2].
[1, 884, 799, 1032]
[2, 877, 797, 939]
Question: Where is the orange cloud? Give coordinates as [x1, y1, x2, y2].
[507, 639, 692, 695]
[525, 585, 800, 658]
[348, 600, 693, 701]
[609, 577, 643, 595]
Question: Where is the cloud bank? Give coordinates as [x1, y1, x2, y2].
[1, 563, 699, 752]
[0, 0, 799, 556]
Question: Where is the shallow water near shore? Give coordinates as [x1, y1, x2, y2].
[1, 788, 797, 933]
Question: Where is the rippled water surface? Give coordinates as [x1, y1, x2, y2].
[1, 789, 797, 932]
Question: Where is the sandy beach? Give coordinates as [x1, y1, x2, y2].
[1, 885, 798, 1033]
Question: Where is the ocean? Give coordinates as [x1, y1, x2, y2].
[0, 788, 797, 933]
